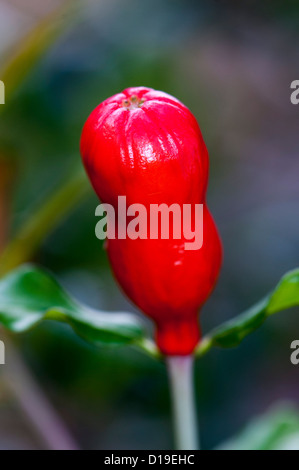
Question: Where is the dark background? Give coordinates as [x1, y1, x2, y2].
[0, 0, 299, 449]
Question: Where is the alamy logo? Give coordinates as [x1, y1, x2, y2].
[95, 196, 204, 250]
[0, 80, 5, 104]
[290, 340, 299, 365]
[0, 341, 5, 365]
[290, 80, 299, 105]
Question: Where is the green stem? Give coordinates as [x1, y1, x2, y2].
[1, 331, 79, 450]
[0, 158, 15, 255]
[166, 355, 199, 450]
[0, 0, 75, 113]
[0, 168, 89, 276]
[195, 336, 213, 359]
[134, 337, 161, 360]
[0, 165, 81, 448]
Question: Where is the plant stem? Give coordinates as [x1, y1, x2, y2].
[134, 337, 161, 360]
[1, 332, 79, 450]
[0, 0, 76, 112]
[166, 355, 199, 450]
[195, 336, 213, 359]
[0, 160, 81, 449]
[0, 168, 89, 276]
[0, 158, 15, 254]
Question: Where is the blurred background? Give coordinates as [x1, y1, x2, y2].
[0, 0, 299, 450]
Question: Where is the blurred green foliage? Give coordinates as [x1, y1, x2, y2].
[0, 0, 299, 450]
[219, 403, 299, 450]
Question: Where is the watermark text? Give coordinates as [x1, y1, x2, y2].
[290, 80, 299, 105]
[0, 80, 4, 104]
[290, 340, 299, 365]
[95, 197, 204, 250]
[0, 340, 5, 365]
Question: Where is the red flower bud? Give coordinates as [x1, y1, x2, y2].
[81, 87, 222, 356]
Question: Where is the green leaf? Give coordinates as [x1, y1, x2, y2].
[268, 269, 299, 314]
[196, 268, 299, 357]
[0, 264, 153, 351]
[217, 403, 299, 450]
